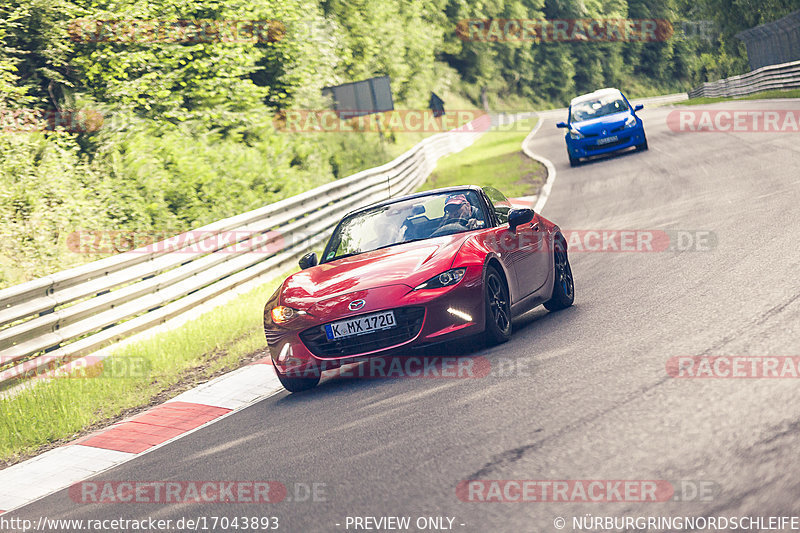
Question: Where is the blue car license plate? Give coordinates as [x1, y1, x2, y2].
[596, 135, 619, 145]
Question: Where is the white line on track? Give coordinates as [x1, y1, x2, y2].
[521, 117, 557, 214]
[754, 190, 786, 200]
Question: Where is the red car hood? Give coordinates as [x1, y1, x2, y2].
[282, 234, 469, 306]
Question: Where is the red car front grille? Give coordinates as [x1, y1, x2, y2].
[299, 307, 425, 358]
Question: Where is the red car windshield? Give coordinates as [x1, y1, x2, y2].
[322, 190, 487, 263]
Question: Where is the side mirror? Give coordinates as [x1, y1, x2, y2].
[508, 208, 535, 233]
[299, 252, 318, 269]
[556, 121, 568, 128]
[634, 104, 644, 112]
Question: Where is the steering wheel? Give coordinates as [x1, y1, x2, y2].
[429, 220, 468, 238]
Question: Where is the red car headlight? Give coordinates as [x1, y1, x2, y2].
[414, 268, 467, 290]
[271, 305, 303, 324]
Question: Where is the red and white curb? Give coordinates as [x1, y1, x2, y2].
[0, 359, 283, 515]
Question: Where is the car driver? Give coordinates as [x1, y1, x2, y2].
[438, 194, 483, 230]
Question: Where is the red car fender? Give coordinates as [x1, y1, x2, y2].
[450, 229, 518, 304]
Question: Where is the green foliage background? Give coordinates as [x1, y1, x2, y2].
[0, 0, 798, 286]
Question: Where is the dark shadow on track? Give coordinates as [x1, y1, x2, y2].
[270, 341, 492, 403]
[573, 145, 647, 167]
[270, 305, 581, 404]
[512, 303, 579, 330]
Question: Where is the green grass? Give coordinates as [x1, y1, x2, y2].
[681, 88, 800, 106]
[419, 117, 545, 198]
[0, 271, 292, 466]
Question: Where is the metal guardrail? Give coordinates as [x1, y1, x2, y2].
[687, 59, 800, 99]
[0, 112, 521, 386]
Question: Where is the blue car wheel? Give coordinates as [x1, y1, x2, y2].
[636, 132, 648, 151]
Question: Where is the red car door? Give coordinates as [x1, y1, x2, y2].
[510, 213, 551, 297]
[482, 187, 550, 300]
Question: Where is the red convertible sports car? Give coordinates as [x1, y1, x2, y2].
[263, 185, 574, 391]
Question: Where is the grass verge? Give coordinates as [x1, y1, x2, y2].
[680, 88, 800, 106]
[420, 117, 545, 197]
[0, 271, 292, 467]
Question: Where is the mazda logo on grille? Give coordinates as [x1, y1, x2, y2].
[348, 299, 366, 311]
[602, 129, 607, 135]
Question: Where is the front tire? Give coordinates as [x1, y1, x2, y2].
[484, 266, 512, 345]
[544, 239, 574, 311]
[276, 369, 320, 392]
[636, 133, 648, 151]
[569, 155, 580, 167]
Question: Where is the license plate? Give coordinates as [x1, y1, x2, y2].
[596, 135, 619, 145]
[324, 311, 397, 340]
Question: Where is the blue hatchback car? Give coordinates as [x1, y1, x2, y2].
[557, 88, 648, 167]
